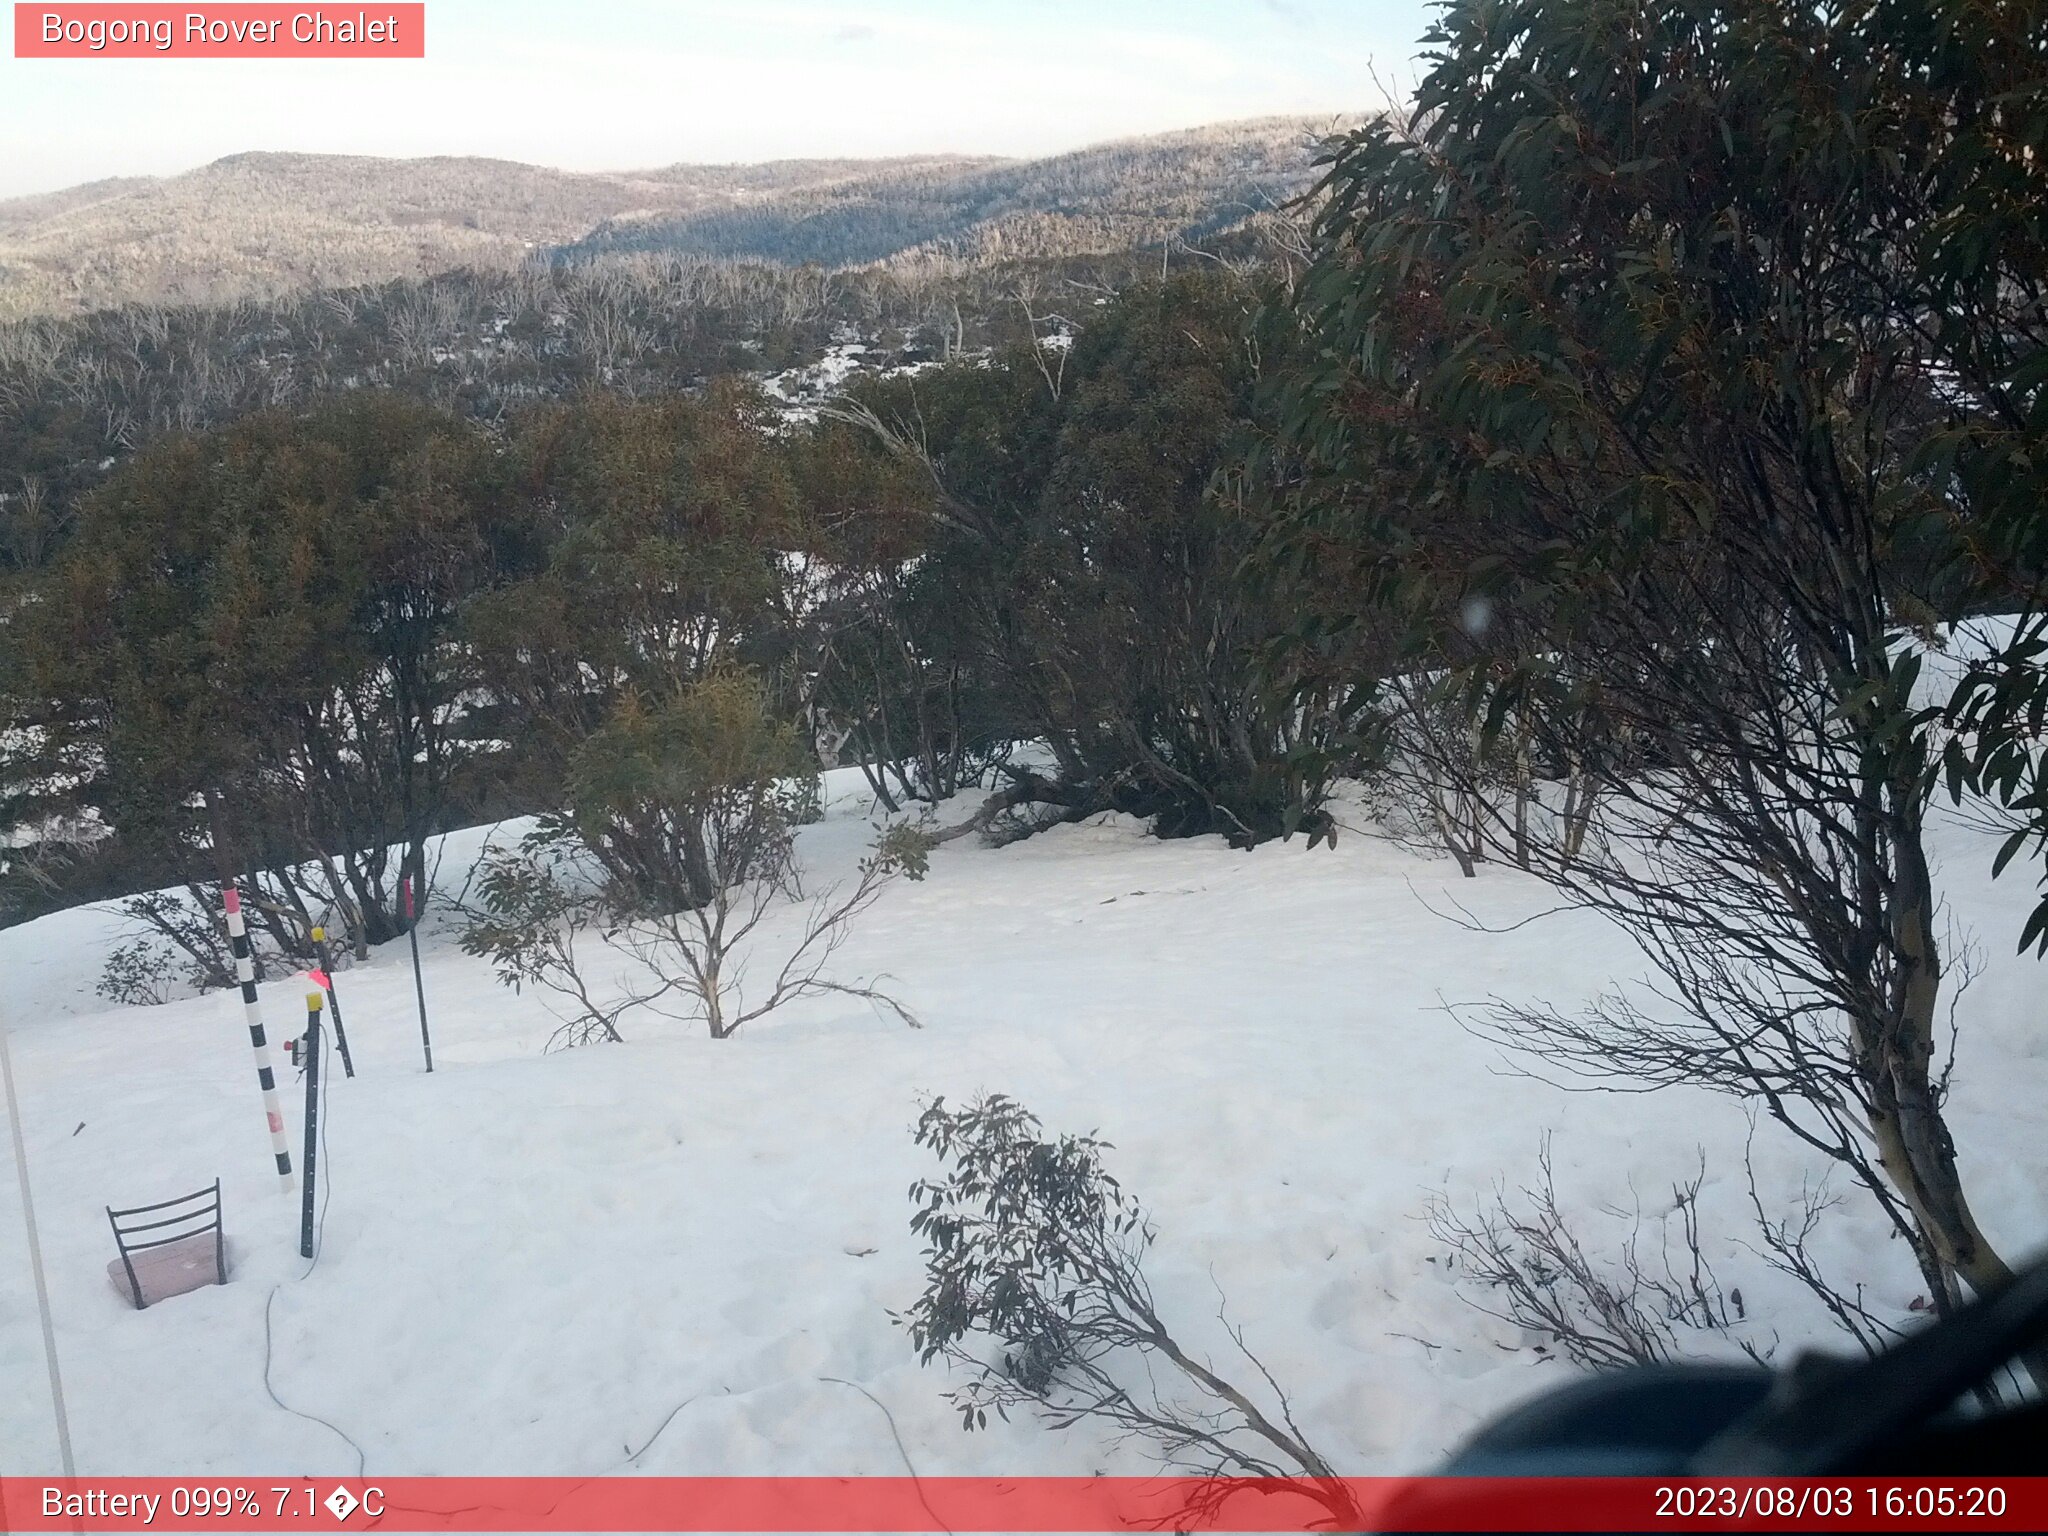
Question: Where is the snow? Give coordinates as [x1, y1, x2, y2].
[759, 341, 950, 424]
[1, 773, 2044, 1478]
[760, 344, 876, 423]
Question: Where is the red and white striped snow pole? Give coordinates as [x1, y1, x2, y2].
[223, 886, 293, 1190]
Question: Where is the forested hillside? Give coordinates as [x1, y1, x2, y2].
[570, 117, 1324, 267]
[0, 243, 1272, 593]
[0, 118, 1325, 320]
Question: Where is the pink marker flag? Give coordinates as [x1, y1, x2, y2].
[307, 967, 331, 990]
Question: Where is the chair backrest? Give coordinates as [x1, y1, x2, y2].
[107, 1180, 224, 1309]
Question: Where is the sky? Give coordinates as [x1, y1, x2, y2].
[0, 0, 1435, 199]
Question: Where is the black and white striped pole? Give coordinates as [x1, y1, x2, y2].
[223, 886, 293, 1190]
[309, 925, 355, 1079]
[299, 991, 322, 1260]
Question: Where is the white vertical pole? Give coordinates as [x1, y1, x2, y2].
[0, 1014, 76, 1480]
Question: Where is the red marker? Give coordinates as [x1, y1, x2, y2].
[307, 927, 354, 1079]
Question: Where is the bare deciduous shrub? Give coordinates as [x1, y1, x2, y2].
[461, 816, 931, 1047]
[1426, 1142, 1768, 1370]
[614, 820, 931, 1040]
[1737, 1125, 1901, 1361]
[899, 1095, 1361, 1531]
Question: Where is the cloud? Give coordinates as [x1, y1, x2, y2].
[832, 23, 878, 44]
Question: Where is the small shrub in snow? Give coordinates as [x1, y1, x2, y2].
[465, 670, 932, 1043]
[462, 818, 929, 1046]
[783, 772, 826, 828]
[112, 888, 238, 992]
[563, 668, 819, 917]
[96, 934, 177, 1006]
[562, 670, 929, 1038]
[459, 835, 627, 1050]
[899, 1095, 1359, 1527]
[871, 821, 933, 881]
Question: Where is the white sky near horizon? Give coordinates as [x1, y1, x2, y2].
[0, 1, 1436, 199]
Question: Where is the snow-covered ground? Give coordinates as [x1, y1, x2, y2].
[2, 772, 2044, 1477]
[760, 340, 947, 424]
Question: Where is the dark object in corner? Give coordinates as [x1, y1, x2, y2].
[1384, 1258, 2048, 1532]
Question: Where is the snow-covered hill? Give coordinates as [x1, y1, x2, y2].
[2, 773, 2043, 1476]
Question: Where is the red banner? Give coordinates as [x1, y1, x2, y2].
[1, 1477, 2042, 1532]
[13, 5, 424, 58]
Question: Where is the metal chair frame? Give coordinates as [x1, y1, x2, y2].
[106, 1179, 226, 1310]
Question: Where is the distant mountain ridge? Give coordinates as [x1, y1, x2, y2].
[569, 118, 1331, 269]
[0, 117, 1338, 320]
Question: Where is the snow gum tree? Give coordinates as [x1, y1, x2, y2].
[820, 274, 1365, 846]
[1264, 0, 2048, 1328]
[13, 393, 513, 953]
[462, 383, 805, 812]
[564, 667, 816, 918]
[794, 416, 1014, 809]
[471, 666, 928, 1041]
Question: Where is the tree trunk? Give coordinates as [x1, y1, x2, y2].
[1859, 793, 2040, 1387]
[1512, 715, 1532, 870]
[1561, 749, 1596, 866]
[201, 787, 237, 890]
[1871, 817, 2017, 1296]
[1429, 792, 1477, 878]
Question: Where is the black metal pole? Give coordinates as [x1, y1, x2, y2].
[403, 876, 433, 1073]
[299, 991, 321, 1260]
[310, 925, 355, 1079]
